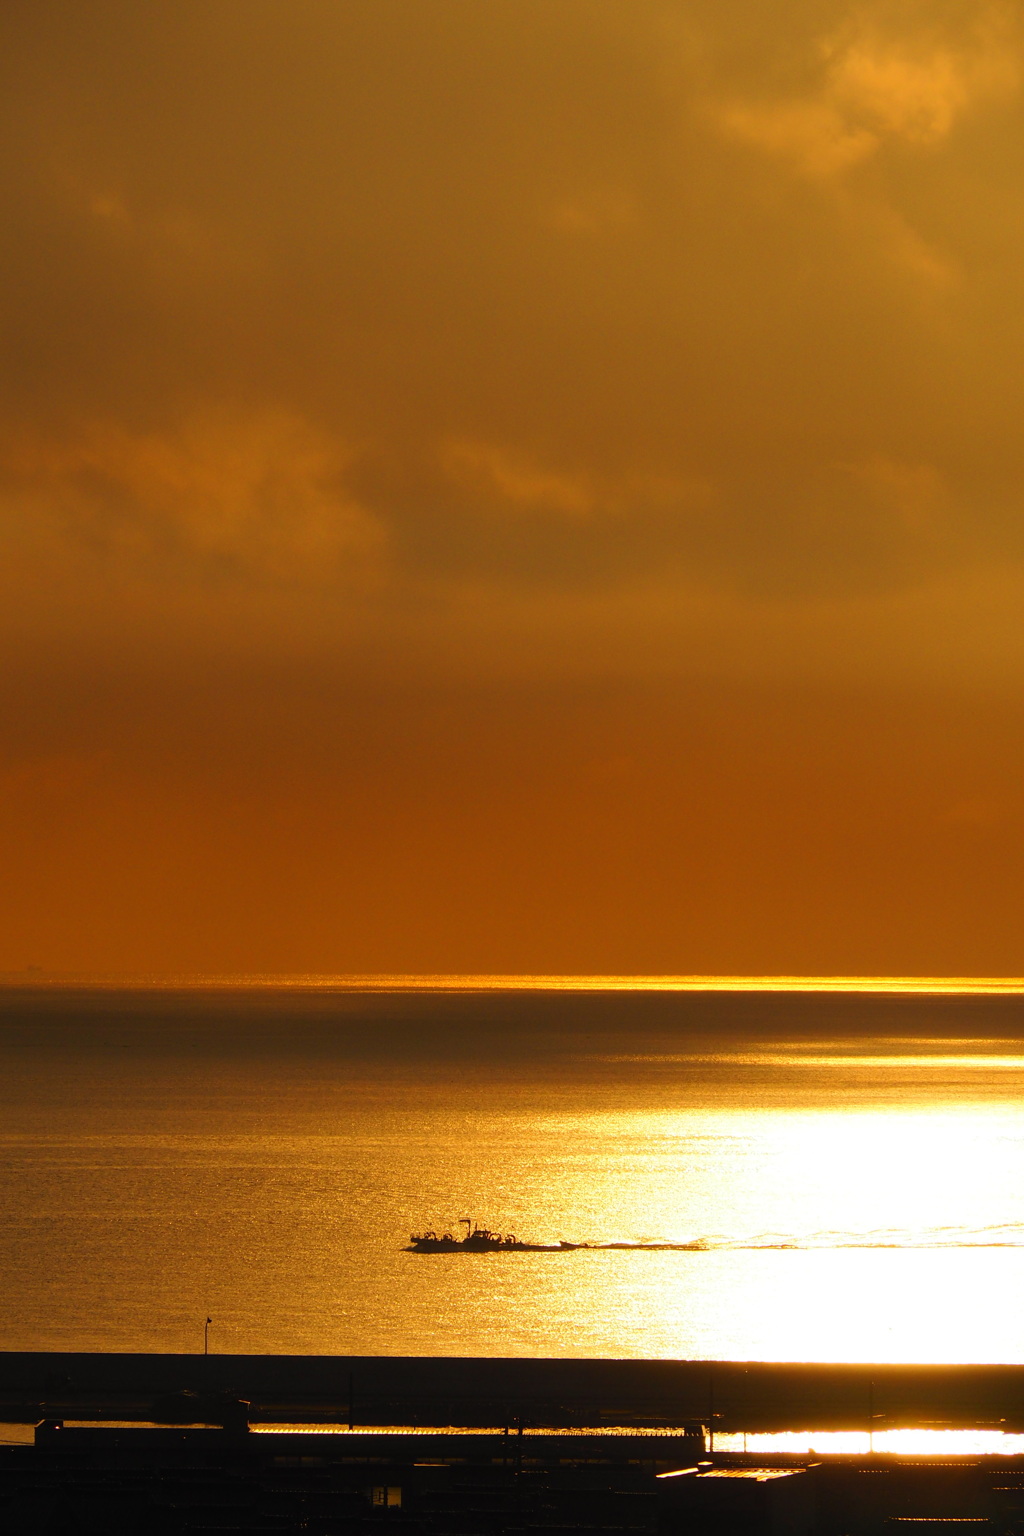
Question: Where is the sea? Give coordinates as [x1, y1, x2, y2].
[4, 977, 1024, 1374]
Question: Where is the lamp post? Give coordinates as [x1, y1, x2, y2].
[204, 1317, 212, 1356]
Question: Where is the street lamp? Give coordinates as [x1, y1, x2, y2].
[204, 1317, 212, 1356]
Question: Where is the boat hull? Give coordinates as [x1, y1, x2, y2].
[406, 1238, 576, 1252]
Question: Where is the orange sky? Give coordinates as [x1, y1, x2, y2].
[3, 0, 1024, 975]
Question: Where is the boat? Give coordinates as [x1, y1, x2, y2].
[406, 1219, 580, 1253]
[405, 1219, 711, 1253]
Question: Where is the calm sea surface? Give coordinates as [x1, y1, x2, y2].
[4, 980, 1024, 1363]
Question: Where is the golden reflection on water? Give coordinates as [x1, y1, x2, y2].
[6, 999, 1024, 1360]
[609, 1054, 1024, 1069]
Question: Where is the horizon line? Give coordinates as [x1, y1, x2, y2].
[3, 973, 1024, 995]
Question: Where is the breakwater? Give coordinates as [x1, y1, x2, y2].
[3, 1355, 1024, 1431]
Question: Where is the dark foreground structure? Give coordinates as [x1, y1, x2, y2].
[5, 1355, 1024, 1430]
[9, 1421, 1024, 1536]
[5, 1356, 1024, 1535]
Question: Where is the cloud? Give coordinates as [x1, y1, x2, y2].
[718, 98, 878, 178]
[716, 6, 1019, 176]
[439, 438, 595, 516]
[0, 410, 385, 587]
[827, 16, 1017, 144]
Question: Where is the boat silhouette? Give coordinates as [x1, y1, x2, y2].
[405, 1219, 710, 1253]
[406, 1219, 580, 1253]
